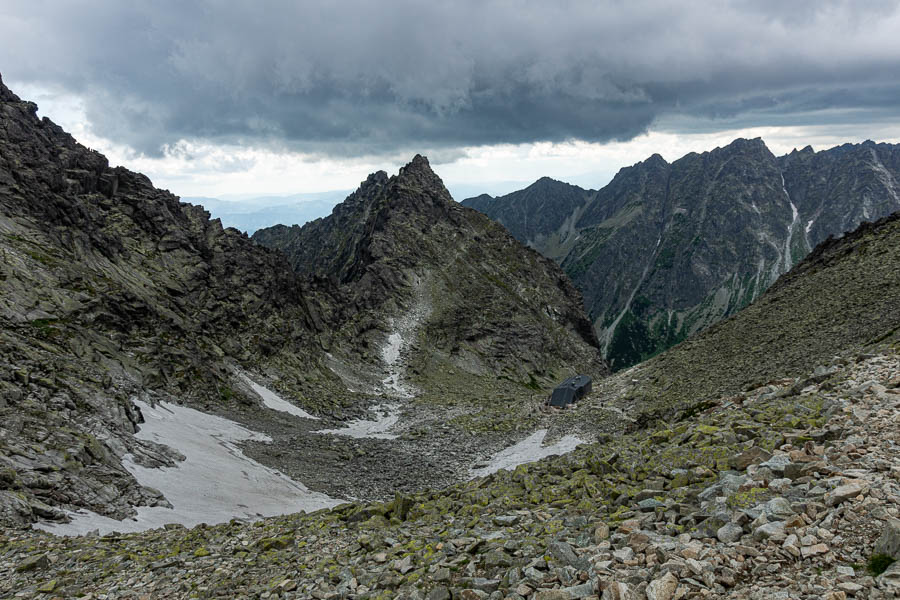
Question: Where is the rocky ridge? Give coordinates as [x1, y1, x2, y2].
[253, 156, 605, 395]
[463, 139, 900, 370]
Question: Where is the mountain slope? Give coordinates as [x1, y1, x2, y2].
[253, 156, 606, 393]
[621, 209, 900, 418]
[7, 193, 900, 600]
[0, 74, 350, 524]
[464, 138, 900, 369]
[461, 178, 596, 261]
[0, 76, 607, 526]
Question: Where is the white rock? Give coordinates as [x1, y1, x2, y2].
[645, 572, 679, 600]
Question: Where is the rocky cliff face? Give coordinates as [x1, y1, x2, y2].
[254, 156, 606, 394]
[461, 178, 596, 262]
[0, 74, 349, 524]
[464, 138, 900, 370]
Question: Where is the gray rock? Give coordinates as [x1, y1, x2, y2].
[613, 547, 634, 562]
[470, 578, 500, 593]
[760, 497, 795, 521]
[876, 560, 900, 592]
[645, 571, 679, 600]
[716, 523, 744, 544]
[758, 454, 792, 475]
[634, 489, 665, 501]
[426, 586, 451, 600]
[753, 521, 787, 542]
[600, 582, 631, 600]
[560, 582, 595, 598]
[638, 498, 664, 511]
[874, 517, 900, 559]
[15, 553, 49, 572]
[549, 541, 584, 569]
[825, 481, 869, 506]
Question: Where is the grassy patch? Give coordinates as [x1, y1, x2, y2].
[868, 553, 896, 576]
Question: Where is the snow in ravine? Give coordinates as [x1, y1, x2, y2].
[315, 404, 401, 440]
[35, 401, 342, 536]
[470, 429, 585, 478]
[238, 372, 319, 420]
[379, 275, 431, 398]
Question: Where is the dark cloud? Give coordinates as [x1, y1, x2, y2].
[2, 0, 899, 157]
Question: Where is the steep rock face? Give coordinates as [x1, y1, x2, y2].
[464, 138, 900, 370]
[629, 209, 900, 415]
[461, 178, 595, 261]
[0, 74, 337, 525]
[254, 156, 606, 390]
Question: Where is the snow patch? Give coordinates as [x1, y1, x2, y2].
[805, 219, 815, 234]
[382, 332, 403, 366]
[238, 372, 319, 420]
[35, 400, 341, 536]
[379, 276, 431, 398]
[315, 404, 400, 440]
[470, 429, 585, 478]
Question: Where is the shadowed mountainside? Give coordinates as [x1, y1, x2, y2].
[464, 139, 900, 370]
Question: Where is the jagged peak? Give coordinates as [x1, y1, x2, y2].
[398, 154, 434, 177]
[789, 145, 815, 155]
[394, 154, 452, 200]
[527, 176, 565, 190]
[723, 137, 769, 152]
[0, 72, 22, 103]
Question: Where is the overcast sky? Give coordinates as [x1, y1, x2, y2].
[3, 0, 900, 200]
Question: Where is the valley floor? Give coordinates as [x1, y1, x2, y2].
[2, 351, 899, 599]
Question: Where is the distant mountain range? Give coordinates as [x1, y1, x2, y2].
[464, 138, 900, 370]
[183, 191, 349, 234]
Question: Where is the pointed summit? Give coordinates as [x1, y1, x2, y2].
[394, 154, 454, 203]
[254, 158, 606, 385]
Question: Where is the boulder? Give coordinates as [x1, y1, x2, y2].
[825, 481, 869, 506]
[717, 523, 744, 544]
[645, 572, 679, 600]
[601, 582, 631, 600]
[876, 560, 900, 592]
[874, 517, 900, 559]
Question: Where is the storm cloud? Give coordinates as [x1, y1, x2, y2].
[2, 0, 900, 158]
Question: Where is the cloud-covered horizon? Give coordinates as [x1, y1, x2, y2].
[3, 0, 900, 160]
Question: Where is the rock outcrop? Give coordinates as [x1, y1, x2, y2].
[254, 155, 606, 394]
[0, 72, 346, 524]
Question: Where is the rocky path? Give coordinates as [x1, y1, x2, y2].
[2, 352, 898, 599]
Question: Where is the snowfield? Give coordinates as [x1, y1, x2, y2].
[315, 403, 401, 439]
[470, 429, 585, 478]
[35, 400, 342, 536]
[239, 372, 320, 420]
